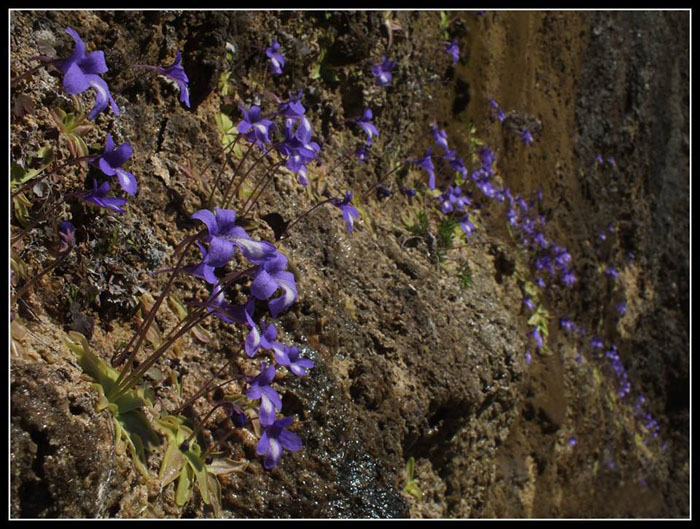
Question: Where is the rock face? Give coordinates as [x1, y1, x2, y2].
[10, 10, 688, 518]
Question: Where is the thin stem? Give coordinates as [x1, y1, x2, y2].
[202, 422, 240, 460]
[205, 135, 241, 209]
[111, 264, 257, 399]
[11, 200, 64, 247]
[10, 56, 56, 88]
[110, 308, 212, 400]
[241, 160, 283, 216]
[278, 197, 336, 240]
[172, 353, 240, 415]
[219, 140, 256, 208]
[222, 139, 284, 210]
[360, 160, 410, 201]
[180, 402, 230, 450]
[11, 154, 97, 199]
[112, 231, 201, 371]
[11, 250, 70, 305]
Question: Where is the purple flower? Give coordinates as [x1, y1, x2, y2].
[332, 190, 360, 233]
[250, 250, 298, 318]
[80, 179, 127, 213]
[438, 185, 470, 214]
[275, 345, 314, 376]
[590, 336, 604, 349]
[595, 154, 604, 164]
[237, 105, 274, 149]
[444, 39, 460, 65]
[222, 401, 248, 427]
[371, 55, 395, 86]
[97, 134, 137, 196]
[190, 208, 277, 268]
[266, 38, 285, 75]
[399, 186, 416, 197]
[431, 123, 449, 152]
[533, 232, 549, 249]
[560, 318, 577, 334]
[604, 266, 619, 280]
[355, 144, 370, 163]
[245, 318, 286, 359]
[183, 241, 218, 284]
[522, 295, 535, 311]
[553, 248, 571, 269]
[408, 148, 436, 189]
[528, 326, 544, 350]
[488, 99, 506, 123]
[562, 270, 577, 288]
[246, 362, 282, 426]
[217, 297, 267, 356]
[205, 281, 237, 324]
[354, 109, 380, 146]
[278, 90, 305, 119]
[139, 50, 190, 108]
[459, 213, 475, 235]
[377, 184, 391, 198]
[525, 349, 532, 364]
[279, 117, 321, 183]
[520, 128, 534, 146]
[57, 220, 76, 253]
[256, 416, 302, 469]
[480, 147, 497, 171]
[443, 149, 467, 178]
[568, 436, 577, 447]
[58, 27, 119, 120]
[615, 302, 627, 316]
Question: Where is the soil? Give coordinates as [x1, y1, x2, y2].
[9, 10, 689, 519]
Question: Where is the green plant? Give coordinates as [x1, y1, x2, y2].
[48, 97, 94, 166]
[457, 259, 473, 289]
[65, 331, 161, 479]
[157, 414, 222, 515]
[403, 456, 422, 500]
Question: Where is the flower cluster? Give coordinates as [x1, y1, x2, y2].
[55, 28, 191, 214]
[188, 207, 313, 468]
[235, 90, 322, 186]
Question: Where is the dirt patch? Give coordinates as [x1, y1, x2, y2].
[10, 10, 688, 518]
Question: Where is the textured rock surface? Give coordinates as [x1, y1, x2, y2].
[10, 10, 688, 518]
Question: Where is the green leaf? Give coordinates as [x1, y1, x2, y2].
[208, 457, 249, 476]
[207, 473, 222, 517]
[65, 331, 161, 481]
[168, 295, 189, 321]
[175, 465, 193, 506]
[159, 436, 186, 487]
[405, 456, 415, 480]
[405, 481, 422, 500]
[11, 162, 45, 188]
[215, 112, 237, 148]
[218, 71, 232, 96]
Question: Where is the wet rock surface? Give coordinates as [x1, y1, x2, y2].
[10, 10, 688, 518]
